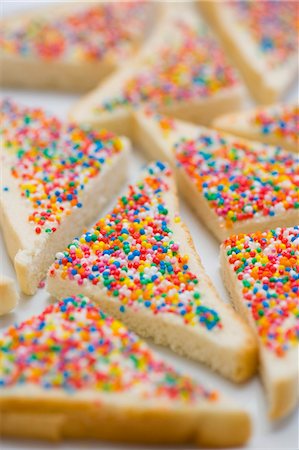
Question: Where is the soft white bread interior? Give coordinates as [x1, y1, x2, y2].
[134, 111, 299, 242]
[0, 275, 19, 315]
[220, 234, 299, 420]
[70, 3, 245, 140]
[0, 296, 251, 447]
[0, 2, 161, 92]
[47, 162, 258, 382]
[199, 1, 298, 104]
[213, 105, 299, 153]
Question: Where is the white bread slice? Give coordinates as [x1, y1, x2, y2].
[70, 3, 245, 139]
[199, 1, 298, 104]
[0, 295, 251, 447]
[0, 275, 19, 315]
[134, 110, 299, 242]
[220, 227, 299, 420]
[213, 104, 299, 153]
[47, 161, 257, 382]
[0, 2, 160, 92]
[0, 99, 130, 295]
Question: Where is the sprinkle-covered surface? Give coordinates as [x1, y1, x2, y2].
[223, 227, 299, 356]
[49, 162, 222, 331]
[175, 133, 299, 228]
[0, 295, 218, 402]
[96, 18, 239, 113]
[229, 1, 298, 67]
[0, 2, 151, 62]
[0, 99, 123, 235]
[251, 105, 299, 146]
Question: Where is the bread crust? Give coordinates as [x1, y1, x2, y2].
[69, 4, 245, 138]
[220, 245, 299, 420]
[213, 108, 299, 153]
[0, 3, 161, 92]
[133, 111, 299, 242]
[47, 165, 258, 383]
[0, 387, 251, 447]
[0, 275, 19, 315]
[199, 2, 298, 104]
[0, 131, 130, 294]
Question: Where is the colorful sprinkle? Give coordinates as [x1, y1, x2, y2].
[0, 295, 218, 402]
[0, 2, 151, 62]
[229, 1, 298, 67]
[223, 227, 299, 356]
[251, 105, 299, 146]
[0, 99, 123, 235]
[49, 162, 222, 331]
[175, 133, 299, 228]
[95, 16, 239, 113]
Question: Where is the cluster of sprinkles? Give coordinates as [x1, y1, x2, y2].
[230, 1, 298, 67]
[96, 18, 239, 113]
[50, 162, 222, 331]
[251, 105, 299, 146]
[144, 109, 176, 138]
[0, 295, 217, 402]
[0, 2, 151, 61]
[175, 133, 299, 227]
[0, 99, 123, 235]
[223, 227, 299, 356]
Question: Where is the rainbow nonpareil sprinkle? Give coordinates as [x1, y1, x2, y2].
[229, 1, 298, 67]
[223, 227, 299, 356]
[0, 295, 218, 402]
[251, 105, 299, 146]
[175, 133, 299, 227]
[96, 18, 239, 113]
[49, 162, 222, 331]
[0, 2, 151, 62]
[0, 99, 123, 235]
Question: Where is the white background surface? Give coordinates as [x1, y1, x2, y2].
[0, 2, 298, 449]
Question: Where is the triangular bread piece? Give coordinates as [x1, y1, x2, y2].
[134, 110, 299, 242]
[70, 3, 245, 139]
[47, 161, 257, 382]
[0, 99, 130, 295]
[199, 1, 298, 104]
[220, 227, 299, 420]
[0, 275, 19, 315]
[213, 104, 298, 153]
[0, 295, 251, 446]
[0, 2, 160, 92]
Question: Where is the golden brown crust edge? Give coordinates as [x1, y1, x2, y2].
[0, 396, 251, 447]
